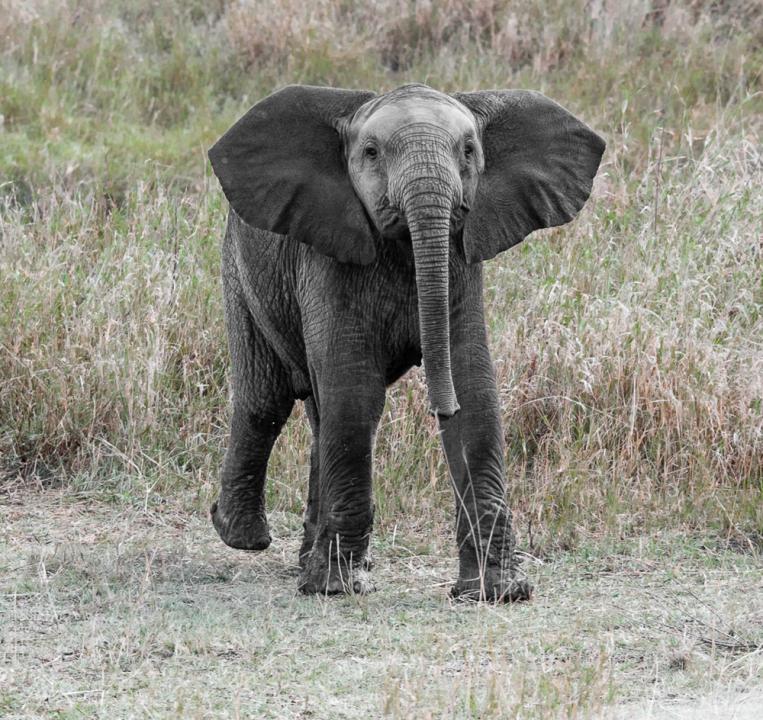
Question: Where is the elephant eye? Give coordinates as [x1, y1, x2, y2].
[464, 142, 475, 158]
[364, 144, 378, 160]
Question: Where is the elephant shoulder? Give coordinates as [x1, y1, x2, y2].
[227, 210, 288, 260]
[223, 211, 310, 391]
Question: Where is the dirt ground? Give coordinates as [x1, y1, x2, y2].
[2, 488, 761, 719]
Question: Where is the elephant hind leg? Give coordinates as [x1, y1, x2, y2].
[298, 396, 320, 567]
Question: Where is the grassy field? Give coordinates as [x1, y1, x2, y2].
[2, 489, 762, 718]
[1, 0, 762, 717]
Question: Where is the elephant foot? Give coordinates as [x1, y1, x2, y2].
[298, 540, 313, 569]
[210, 498, 271, 551]
[298, 549, 375, 596]
[299, 538, 373, 572]
[450, 570, 532, 603]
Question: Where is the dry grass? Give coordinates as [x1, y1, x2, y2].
[224, 0, 762, 76]
[2, 490, 762, 718]
[1, 1, 762, 715]
[2, 0, 760, 543]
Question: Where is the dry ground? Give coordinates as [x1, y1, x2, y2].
[2, 487, 761, 719]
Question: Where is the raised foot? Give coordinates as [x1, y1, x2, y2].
[450, 575, 532, 603]
[210, 499, 271, 551]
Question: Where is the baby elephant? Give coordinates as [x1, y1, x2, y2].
[208, 83, 604, 600]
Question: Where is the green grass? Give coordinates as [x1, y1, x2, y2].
[1, 2, 762, 715]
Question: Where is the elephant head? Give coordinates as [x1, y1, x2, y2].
[209, 84, 605, 418]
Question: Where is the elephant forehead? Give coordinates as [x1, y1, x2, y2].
[355, 93, 476, 143]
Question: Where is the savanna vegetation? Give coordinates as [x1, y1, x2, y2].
[1, 1, 761, 718]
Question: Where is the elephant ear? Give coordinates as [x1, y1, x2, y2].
[452, 90, 605, 263]
[209, 85, 377, 265]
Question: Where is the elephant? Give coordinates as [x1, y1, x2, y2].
[207, 83, 604, 601]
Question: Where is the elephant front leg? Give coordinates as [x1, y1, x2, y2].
[213, 255, 295, 551]
[440, 401, 531, 602]
[298, 383, 384, 595]
[212, 404, 292, 550]
[440, 330, 532, 602]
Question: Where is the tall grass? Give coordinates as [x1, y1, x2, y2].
[1, 0, 761, 547]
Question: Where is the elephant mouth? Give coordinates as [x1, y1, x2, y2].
[376, 198, 470, 241]
[381, 209, 406, 233]
[451, 202, 469, 232]
[376, 195, 406, 234]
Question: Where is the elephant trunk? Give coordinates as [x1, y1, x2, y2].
[401, 171, 461, 419]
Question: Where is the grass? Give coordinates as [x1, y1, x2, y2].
[2, 490, 762, 718]
[1, 0, 762, 716]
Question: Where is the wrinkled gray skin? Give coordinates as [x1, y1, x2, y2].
[208, 83, 605, 600]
